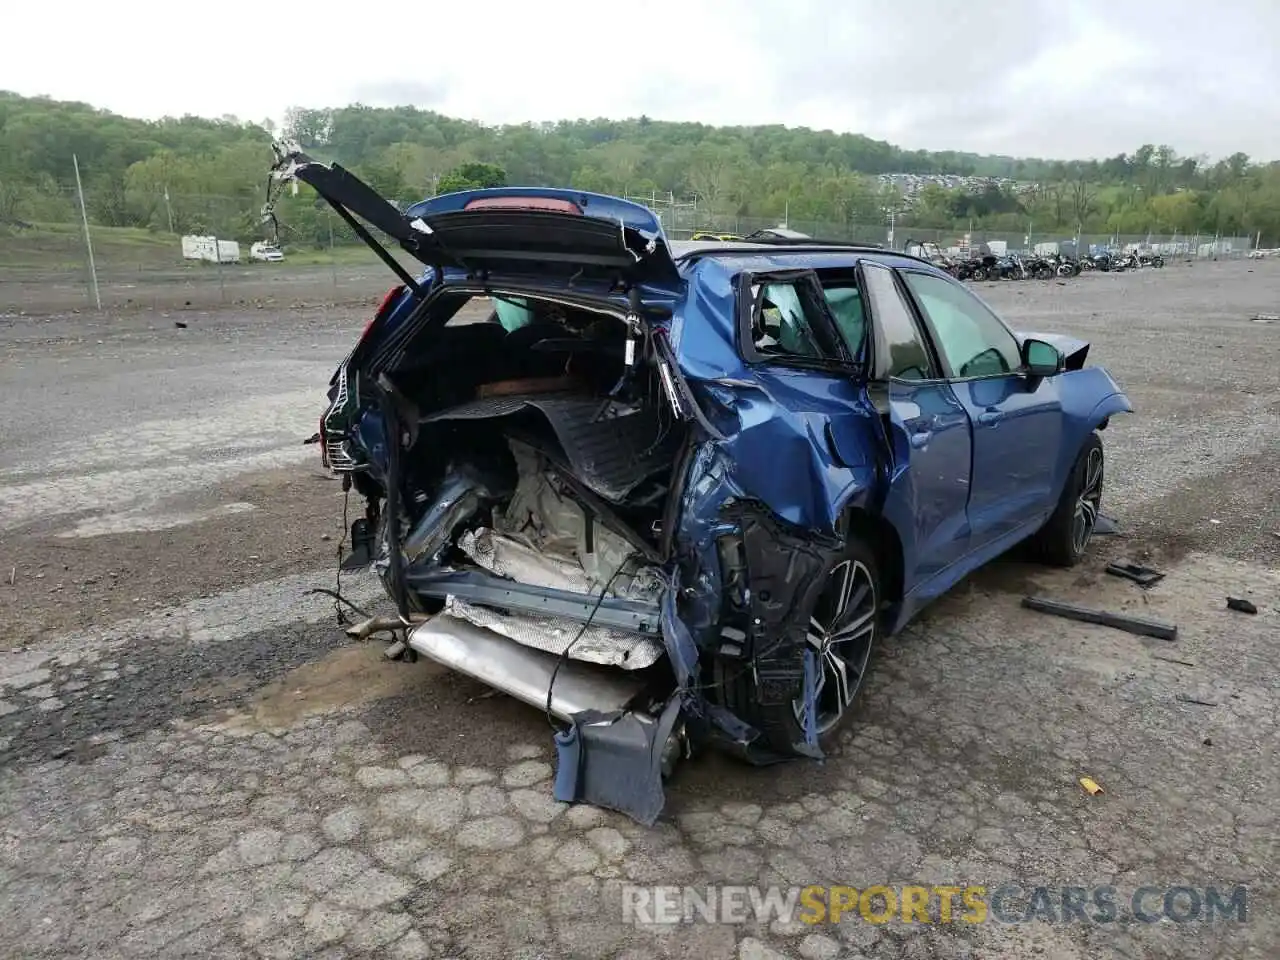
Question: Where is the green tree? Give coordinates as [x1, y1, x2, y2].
[435, 162, 507, 193]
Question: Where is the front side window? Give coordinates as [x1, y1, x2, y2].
[860, 263, 935, 381]
[901, 271, 1021, 378]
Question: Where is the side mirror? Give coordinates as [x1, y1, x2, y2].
[1021, 338, 1064, 377]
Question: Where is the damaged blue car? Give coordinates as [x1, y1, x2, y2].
[266, 145, 1132, 824]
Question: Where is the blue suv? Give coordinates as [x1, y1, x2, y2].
[269, 146, 1131, 823]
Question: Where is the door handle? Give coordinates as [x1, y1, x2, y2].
[977, 411, 1001, 426]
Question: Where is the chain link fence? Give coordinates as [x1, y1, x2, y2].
[662, 209, 1253, 260]
[0, 186, 415, 314]
[0, 183, 1259, 314]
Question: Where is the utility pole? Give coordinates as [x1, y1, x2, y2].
[327, 207, 337, 289]
[163, 184, 175, 234]
[72, 153, 102, 311]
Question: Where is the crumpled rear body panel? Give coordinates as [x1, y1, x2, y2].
[420, 392, 679, 503]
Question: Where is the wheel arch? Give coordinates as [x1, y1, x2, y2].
[838, 505, 905, 613]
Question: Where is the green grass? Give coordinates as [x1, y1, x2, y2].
[0, 222, 179, 270]
[0, 221, 399, 273]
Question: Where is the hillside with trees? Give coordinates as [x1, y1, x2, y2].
[2, 91, 1278, 249]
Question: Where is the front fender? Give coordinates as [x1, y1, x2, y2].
[1053, 365, 1133, 497]
[1087, 390, 1134, 427]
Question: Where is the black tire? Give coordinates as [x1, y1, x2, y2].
[1031, 432, 1104, 567]
[716, 538, 880, 755]
[970, 267, 986, 281]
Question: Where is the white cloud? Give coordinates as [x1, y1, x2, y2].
[3, 0, 1277, 160]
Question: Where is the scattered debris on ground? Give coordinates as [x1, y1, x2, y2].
[1176, 693, 1219, 707]
[1105, 560, 1165, 587]
[1021, 595, 1178, 640]
[1152, 654, 1197, 667]
[1079, 776, 1104, 795]
[1094, 514, 1121, 536]
[1225, 596, 1259, 614]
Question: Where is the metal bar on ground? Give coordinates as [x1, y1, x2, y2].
[1021, 596, 1178, 641]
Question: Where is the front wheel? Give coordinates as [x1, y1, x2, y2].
[716, 539, 880, 754]
[1030, 433, 1104, 567]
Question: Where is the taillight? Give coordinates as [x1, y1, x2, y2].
[318, 413, 329, 470]
[362, 285, 403, 341]
[463, 195, 582, 214]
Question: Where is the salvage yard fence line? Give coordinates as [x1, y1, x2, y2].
[0, 184, 1258, 313]
[3, 185, 1258, 260]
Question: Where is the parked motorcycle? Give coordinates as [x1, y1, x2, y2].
[1138, 252, 1165, 268]
[1044, 253, 1080, 277]
[957, 253, 998, 281]
[1022, 255, 1057, 280]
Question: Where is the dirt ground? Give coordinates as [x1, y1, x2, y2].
[0, 260, 1277, 959]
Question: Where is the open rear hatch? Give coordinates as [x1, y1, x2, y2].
[264, 142, 680, 287]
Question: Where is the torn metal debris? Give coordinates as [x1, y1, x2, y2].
[1022, 596, 1178, 641]
[1105, 560, 1165, 587]
[1226, 597, 1259, 615]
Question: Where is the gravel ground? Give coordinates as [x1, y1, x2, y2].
[0, 261, 1277, 959]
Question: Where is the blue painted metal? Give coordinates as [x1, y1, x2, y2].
[406, 186, 667, 239]
[349, 234, 1130, 622]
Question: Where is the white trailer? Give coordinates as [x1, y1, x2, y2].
[181, 235, 241, 263]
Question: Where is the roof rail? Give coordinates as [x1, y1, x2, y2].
[740, 236, 884, 249]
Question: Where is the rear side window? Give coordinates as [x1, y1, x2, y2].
[822, 286, 867, 359]
[860, 263, 935, 381]
[749, 281, 837, 359]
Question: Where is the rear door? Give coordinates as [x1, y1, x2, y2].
[898, 269, 1063, 546]
[857, 262, 973, 587]
[723, 268, 884, 528]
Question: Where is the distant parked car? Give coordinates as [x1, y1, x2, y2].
[690, 231, 746, 242]
[270, 144, 1132, 823]
[746, 226, 811, 240]
[250, 241, 285, 262]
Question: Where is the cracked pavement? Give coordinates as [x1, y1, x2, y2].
[1, 262, 1278, 959]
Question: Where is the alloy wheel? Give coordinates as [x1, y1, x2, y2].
[1072, 447, 1104, 554]
[792, 559, 877, 737]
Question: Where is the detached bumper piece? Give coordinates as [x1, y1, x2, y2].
[553, 697, 684, 827]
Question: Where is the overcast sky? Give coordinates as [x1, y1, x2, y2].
[5, 0, 1277, 161]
